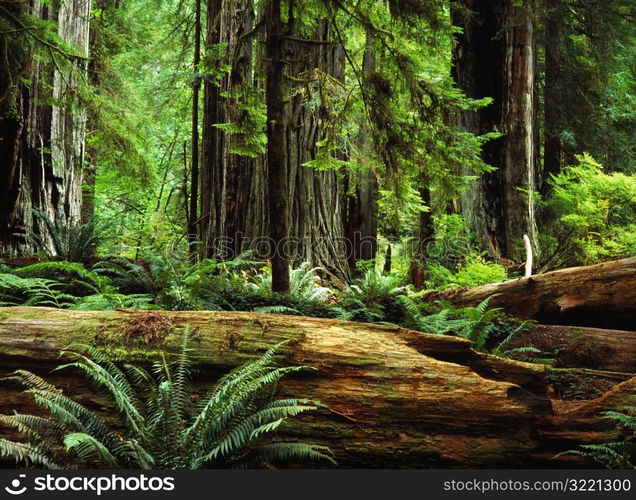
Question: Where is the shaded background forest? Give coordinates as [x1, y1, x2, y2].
[1, 0, 635, 291]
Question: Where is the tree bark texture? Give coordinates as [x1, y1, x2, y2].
[265, 0, 290, 292]
[188, 0, 202, 259]
[452, 0, 537, 261]
[422, 257, 636, 331]
[542, 0, 564, 193]
[344, 30, 378, 268]
[0, 0, 90, 257]
[200, 2, 349, 278]
[516, 324, 636, 373]
[0, 307, 633, 468]
[501, 0, 537, 259]
[452, 0, 506, 259]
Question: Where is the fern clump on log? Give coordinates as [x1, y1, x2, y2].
[0, 328, 334, 469]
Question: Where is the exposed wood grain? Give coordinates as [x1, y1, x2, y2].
[0, 307, 634, 468]
[422, 257, 636, 330]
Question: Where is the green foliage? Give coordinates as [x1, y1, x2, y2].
[72, 293, 155, 311]
[0, 330, 335, 469]
[452, 257, 508, 287]
[398, 294, 537, 360]
[26, 211, 100, 262]
[214, 85, 267, 157]
[248, 262, 333, 303]
[14, 261, 110, 292]
[0, 0, 86, 120]
[345, 268, 409, 302]
[0, 273, 77, 308]
[558, 406, 636, 469]
[541, 153, 636, 268]
[425, 255, 508, 290]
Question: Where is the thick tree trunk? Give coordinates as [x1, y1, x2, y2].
[345, 30, 378, 269]
[452, 0, 537, 261]
[188, 0, 202, 260]
[200, 2, 349, 278]
[0, 307, 633, 468]
[0, 0, 90, 256]
[516, 324, 636, 373]
[452, 0, 506, 258]
[408, 182, 434, 288]
[501, 0, 537, 259]
[422, 257, 636, 330]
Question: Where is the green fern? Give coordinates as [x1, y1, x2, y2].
[14, 261, 110, 292]
[0, 327, 335, 469]
[346, 268, 409, 301]
[28, 210, 100, 262]
[557, 406, 636, 469]
[0, 273, 77, 308]
[26, 210, 100, 262]
[72, 293, 155, 310]
[249, 262, 332, 303]
[252, 305, 303, 315]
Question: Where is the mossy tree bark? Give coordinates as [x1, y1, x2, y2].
[0, 307, 634, 468]
[0, 0, 90, 257]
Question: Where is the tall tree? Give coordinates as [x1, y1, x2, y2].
[500, 0, 537, 259]
[344, 30, 378, 270]
[540, 0, 636, 183]
[0, 0, 91, 256]
[265, 0, 290, 292]
[453, 0, 537, 261]
[188, 0, 202, 259]
[541, 0, 565, 191]
[200, 0, 349, 280]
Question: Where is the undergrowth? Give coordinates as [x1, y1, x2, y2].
[0, 257, 543, 361]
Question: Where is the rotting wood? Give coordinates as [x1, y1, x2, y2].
[0, 307, 634, 468]
[422, 257, 636, 330]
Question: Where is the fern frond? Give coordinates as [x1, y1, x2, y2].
[5, 370, 62, 393]
[64, 433, 121, 468]
[253, 305, 303, 315]
[54, 352, 145, 436]
[0, 439, 62, 469]
[255, 442, 337, 465]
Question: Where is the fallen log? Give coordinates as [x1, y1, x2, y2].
[0, 307, 634, 469]
[422, 257, 636, 330]
[513, 324, 636, 373]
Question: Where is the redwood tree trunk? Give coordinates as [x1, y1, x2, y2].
[501, 0, 537, 259]
[0, 0, 90, 256]
[200, 1, 349, 279]
[188, 0, 202, 260]
[345, 30, 378, 269]
[452, 0, 537, 261]
[452, 0, 506, 258]
[408, 181, 434, 288]
[265, 0, 290, 292]
[542, 0, 564, 194]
